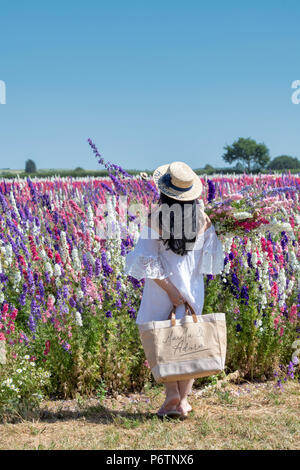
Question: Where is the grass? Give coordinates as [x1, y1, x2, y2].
[0, 380, 299, 450]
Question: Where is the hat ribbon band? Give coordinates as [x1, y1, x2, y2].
[162, 173, 193, 193]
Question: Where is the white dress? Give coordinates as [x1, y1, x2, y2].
[125, 214, 224, 325]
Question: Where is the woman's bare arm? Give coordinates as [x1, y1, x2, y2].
[147, 210, 211, 307]
[153, 278, 185, 307]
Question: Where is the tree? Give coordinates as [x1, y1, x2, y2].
[204, 164, 214, 174]
[267, 155, 300, 170]
[25, 159, 37, 173]
[222, 137, 270, 173]
[234, 162, 245, 172]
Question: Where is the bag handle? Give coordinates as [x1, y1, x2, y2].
[168, 302, 198, 326]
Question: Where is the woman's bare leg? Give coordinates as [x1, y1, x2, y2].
[176, 379, 194, 414]
[157, 381, 180, 413]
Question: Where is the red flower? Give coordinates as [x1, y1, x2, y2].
[43, 340, 51, 356]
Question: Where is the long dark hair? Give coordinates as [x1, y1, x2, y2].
[156, 192, 200, 256]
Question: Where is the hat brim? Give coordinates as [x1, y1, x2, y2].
[153, 164, 203, 201]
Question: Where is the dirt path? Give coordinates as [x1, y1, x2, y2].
[1, 380, 299, 450]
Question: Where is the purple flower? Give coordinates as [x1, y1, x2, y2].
[240, 285, 249, 305]
[62, 342, 71, 353]
[101, 252, 113, 277]
[27, 314, 36, 332]
[230, 272, 240, 298]
[95, 258, 101, 276]
[105, 310, 112, 318]
[207, 179, 216, 203]
[129, 307, 136, 319]
[292, 356, 299, 365]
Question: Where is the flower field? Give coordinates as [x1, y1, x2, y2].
[0, 148, 299, 417]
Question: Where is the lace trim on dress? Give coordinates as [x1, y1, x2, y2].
[125, 252, 172, 280]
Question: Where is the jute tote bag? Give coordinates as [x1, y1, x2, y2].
[138, 303, 226, 383]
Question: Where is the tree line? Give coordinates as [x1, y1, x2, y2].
[0, 137, 299, 178]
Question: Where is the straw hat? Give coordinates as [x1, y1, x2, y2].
[139, 171, 148, 180]
[153, 161, 202, 201]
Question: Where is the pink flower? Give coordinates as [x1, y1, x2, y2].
[279, 327, 284, 337]
[47, 296, 55, 310]
[0, 332, 5, 341]
[10, 308, 18, 320]
[2, 303, 9, 314]
[270, 282, 278, 300]
[289, 305, 297, 324]
[274, 317, 280, 329]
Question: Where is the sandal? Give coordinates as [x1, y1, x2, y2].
[157, 409, 182, 418]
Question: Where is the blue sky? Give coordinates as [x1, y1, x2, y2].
[0, 0, 300, 171]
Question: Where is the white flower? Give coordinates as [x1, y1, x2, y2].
[45, 262, 53, 276]
[54, 263, 62, 277]
[2, 378, 12, 387]
[77, 289, 84, 300]
[233, 211, 252, 220]
[75, 311, 83, 327]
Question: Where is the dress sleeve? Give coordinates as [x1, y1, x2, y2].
[198, 224, 224, 275]
[124, 225, 172, 281]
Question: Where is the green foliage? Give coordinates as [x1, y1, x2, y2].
[25, 159, 37, 173]
[267, 155, 300, 170]
[222, 137, 270, 173]
[0, 343, 51, 421]
[202, 272, 298, 381]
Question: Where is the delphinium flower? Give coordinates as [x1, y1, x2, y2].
[87, 138, 131, 182]
[129, 307, 136, 319]
[277, 268, 287, 308]
[87, 138, 105, 166]
[71, 247, 81, 272]
[127, 275, 143, 290]
[230, 272, 240, 298]
[95, 258, 101, 277]
[60, 231, 71, 264]
[75, 311, 83, 326]
[54, 263, 62, 278]
[101, 251, 113, 276]
[240, 285, 249, 305]
[80, 276, 87, 295]
[38, 280, 45, 299]
[0, 190, 9, 212]
[28, 314, 36, 332]
[101, 182, 115, 195]
[207, 179, 216, 203]
[110, 173, 127, 195]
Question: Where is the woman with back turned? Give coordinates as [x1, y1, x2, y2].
[125, 161, 224, 418]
